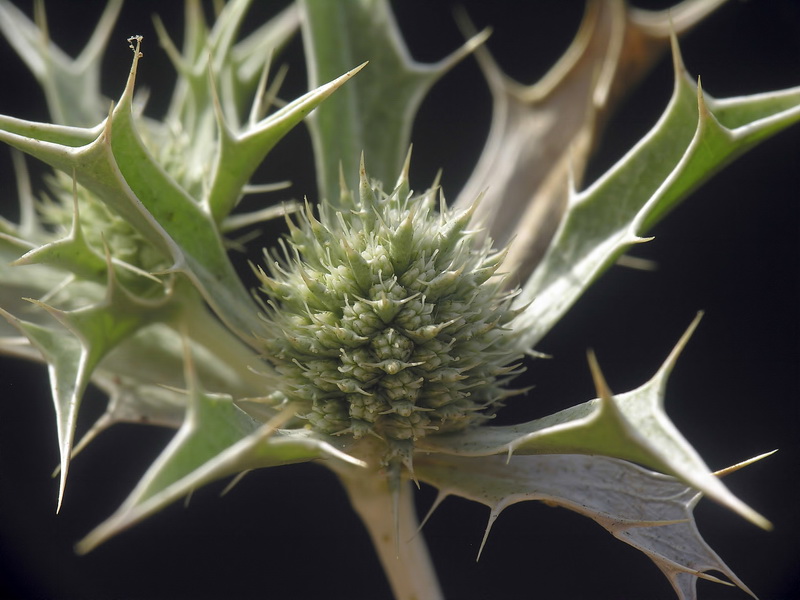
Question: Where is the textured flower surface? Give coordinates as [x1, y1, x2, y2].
[256, 164, 522, 452]
[0, 1, 799, 599]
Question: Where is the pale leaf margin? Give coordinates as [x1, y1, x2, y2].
[414, 452, 769, 599]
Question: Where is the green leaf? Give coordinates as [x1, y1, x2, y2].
[0, 316, 80, 509]
[76, 343, 366, 553]
[300, 0, 487, 202]
[206, 62, 367, 223]
[512, 41, 800, 349]
[59, 304, 277, 466]
[417, 313, 770, 530]
[0, 33, 365, 347]
[0, 157, 60, 324]
[0, 237, 64, 335]
[0, 41, 263, 345]
[0, 262, 172, 510]
[0, 0, 122, 126]
[11, 183, 132, 284]
[415, 452, 759, 599]
[454, 0, 728, 279]
[156, 0, 297, 129]
[154, 0, 301, 201]
[71, 373, 188, 454]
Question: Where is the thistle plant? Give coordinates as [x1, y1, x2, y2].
[0, 0, 798, 598]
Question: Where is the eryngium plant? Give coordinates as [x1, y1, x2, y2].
[0, 0, 798, 598]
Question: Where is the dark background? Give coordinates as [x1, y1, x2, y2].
[1, 1, 799, 598]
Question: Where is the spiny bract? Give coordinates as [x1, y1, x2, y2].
[255, 160, 525, 457]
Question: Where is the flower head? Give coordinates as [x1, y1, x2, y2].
[256, 158, 524, 462]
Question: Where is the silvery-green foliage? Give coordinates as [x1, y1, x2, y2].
[0, 1, 798, 598]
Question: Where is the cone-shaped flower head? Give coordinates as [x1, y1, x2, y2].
[256, 160, 525, 459]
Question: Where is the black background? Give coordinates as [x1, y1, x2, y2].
[1, 1, 799, 599]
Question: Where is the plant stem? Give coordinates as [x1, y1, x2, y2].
[336, 464, 443, 600]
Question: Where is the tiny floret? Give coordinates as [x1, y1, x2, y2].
[256, 162, 524, 457]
